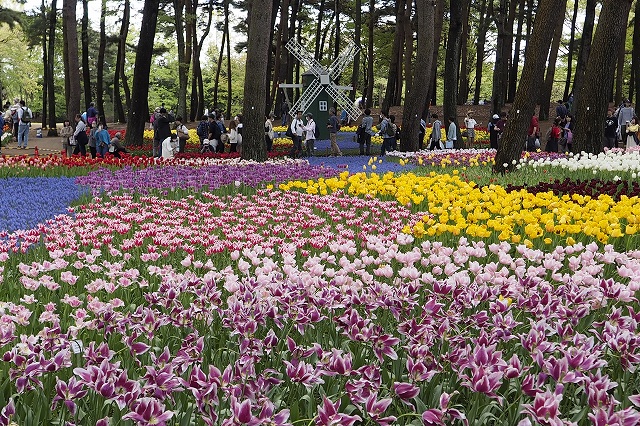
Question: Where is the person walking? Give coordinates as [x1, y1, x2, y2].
[327, 108, 342, 156]
[603, 109, 618, 150]
[228, 119, 242, 153]
[429, 114, 442, 150]
[281, 100, 290, 127]
[617, 100, 635, 142]
[96, 124, 111, 157]
[488, 114, 499, 150]
[545, 117, 561, 153]
[265, 113, 275, 152]
[526, 111, 540, 152]
[360, 109, 374, 155]
[446, 117, 457, 149]
[303, 113, 316, 157]
[288, 110, 305, 158]
[463, 111, 478, 148]
[378, 113, 395, 156]
[16, 100, 31, 150]
[72, 114, 88, 156]
[60, 120, 74, 157]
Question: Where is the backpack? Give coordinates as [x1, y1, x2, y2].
[21, 107, 32, 123]
[285, 124, 294, 138]
[385, 122, 396, 137]
[313, 121, 319, 139]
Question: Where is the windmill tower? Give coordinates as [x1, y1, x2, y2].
[280, 39, 361, 139]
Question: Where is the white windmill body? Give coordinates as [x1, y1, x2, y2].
[279, 39, 361, 140]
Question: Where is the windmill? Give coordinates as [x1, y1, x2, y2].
[280, 39, 361, 139]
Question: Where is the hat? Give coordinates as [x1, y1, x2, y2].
[155, 107, 161, 112]
[160, 107, 167, 114]
[492, 114, 499, 120]
[306, 113, 313, 119]
[202, 139, 210, 145]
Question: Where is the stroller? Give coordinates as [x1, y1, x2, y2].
[200, 138, 217, 154]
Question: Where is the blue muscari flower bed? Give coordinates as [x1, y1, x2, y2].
[0, 177, 89, 233]
[307, 155, 415, 174]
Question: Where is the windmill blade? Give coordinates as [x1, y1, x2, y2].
[286, 39, 327, 78]
[290, 79, 324, 117]
[325, 83, 362, 122]
[328, 41, 360, 81]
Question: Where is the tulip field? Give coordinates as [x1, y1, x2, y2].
[1, 145, 640, 426]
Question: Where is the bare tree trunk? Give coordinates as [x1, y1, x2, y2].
[81, 0, 91, 109]
[265, 0, 279, 114]
[350, 0, 362, 101]
[494, 0, 566, 173]
[96, 0, 106, 121]
[272, 0, 289, 116]
[365, 0, 375, 108]
[47, 0, 57, 130]
[614, 31, 626, 106]
[538, 1, 566, 121]
[443, 0, 464, 148]
[430, 0, 444, 105]
[174, 0, 188, 121]
[507, 0, 525, 103]
[401, 0, 434, 152]
[382, 0, 406, 115]
[491, 0, 508, 114]
[191, 0, 213, 121]
[473, 0, 489, 105]
[63, 0, 80, 118]
[225, 0, 232, 118]
[562, 0, 579, 101]
[403, 0, 413, 99]
[574, 0, 632, 153]
[241, 0, 273, 162]
[40, 0, 49, 131]
[571, 0, 596, 113]
[633, 0, 640, 103]
[125, 0, 160, 147]
[213, 10, 227, 110]
[314, 0, 325, 59]
[457, 0, 471, 105]
[334, 0, 340, 62]
[113, 0, 129, 123]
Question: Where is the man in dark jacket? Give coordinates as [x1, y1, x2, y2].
[153, 108, 174, 158]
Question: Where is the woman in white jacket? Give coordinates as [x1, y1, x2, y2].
[303, 113, 316, 157]
[161, 134, 179, 159]
[228, 120, 242, 153]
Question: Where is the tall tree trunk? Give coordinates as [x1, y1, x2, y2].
[382, 0, 406, 115]
[113, 0, 129, 123]
[265, 0, 279, 114]
[314, 0, 325, 59]
[241, 0, 273, 162]
[365, 0, 375, 108]
[633, 0, 640, 103]
[571, 0, 596, 113]
[40, 0, 47, 129]
[272, 0, 289, 117]
[174, 0, 188, 121]
[403, 0, 413, 100]
[507, 0, 526, 103]
[63, 0, 80, 118]
[574, 0, 632, 153]
[562, 0, 579, 101]
[443, 0, 464, 148]
[213, 13, 227, 110]
[125, 0, 160, 147]
[191, 0, 213, 121]
[47, 0, 56, 129]
[96, 0, 106, 121]
[457, 0, 471, 105]
[350, 0, 362, 101]
[81, 0, 91, 109]
[430, 0, 444, 105]
[538, 1, 566, 121]
[401, 0, 434, 152]
[289, 0, 301, 100]
[614, 32, 626, 106]
[491, 0, 508, 114]
[473, 0, 489, 105]
[494, 0, 566, 173]
[334, 0, 340, 62]
[225, 0, 232, 118]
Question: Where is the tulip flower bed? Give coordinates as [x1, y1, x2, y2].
[1, 153, 640, 425]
